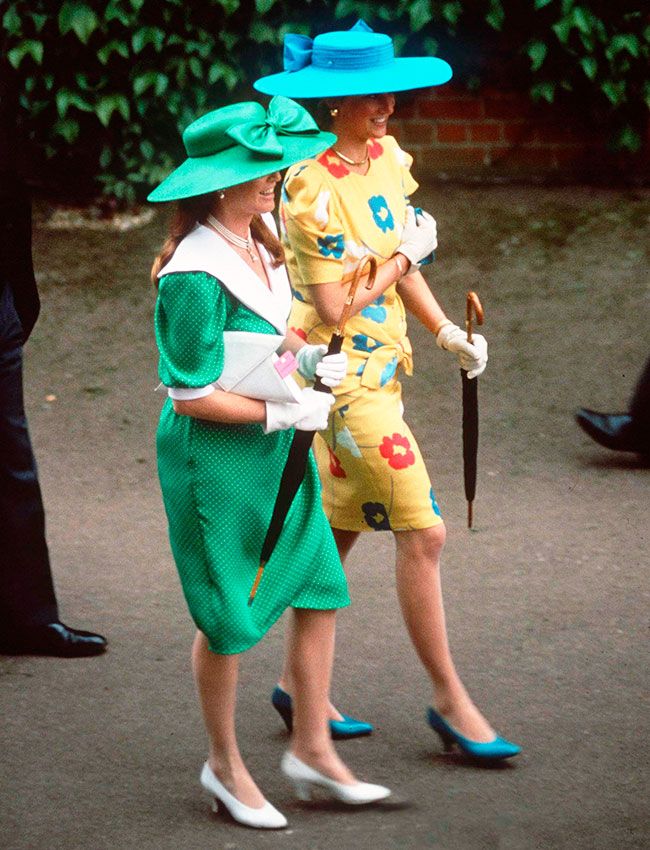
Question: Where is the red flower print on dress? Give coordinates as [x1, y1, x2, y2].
[318, 150, 349, 179]
[290, 326, 307, 341]
[379, 433, 415, 470]
[328, 446, 347, 478]
[367, 139, 383, 159]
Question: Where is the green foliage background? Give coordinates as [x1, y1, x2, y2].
[3, 0, 648, 202]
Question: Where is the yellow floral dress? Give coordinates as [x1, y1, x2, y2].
[281, 135, 443, 532]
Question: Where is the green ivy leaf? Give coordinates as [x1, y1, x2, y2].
[188, 56, 203, 78]
[132, 27, 165, 54]
[31, 13, 48, 32]
[219, 31, 239, 51]
[527, 40, 548, 72]
[58, 2, 99, 45]
[140, 140, 155, 160]
[3, 6, 22, 36]
[99, 146, 113, 169]
[56, 89, 93, 117]
[552, 17, 573, 45]
[215, 0, 240, 14]
[534, 0, 553, 8]
[442, 2, 462, 27]
[105, 0, 132, 25]
[208, 61, 238, 90]
[96, 94, 131, 126]
[408, 0, 434, 31]
[486, 0, 505, 31]
[531, 81, 556, 102]
[97, 40, 129, 64]
[610, 125, 641, 152]
[54, 118, 80, 144]
[133, 71, 169, 97]
[255, 0, 277, 13]
[249, 21, 277, 43]
[580, 56, 598, 80]
[572, 7, 592, 35]
[601, 80, 625, 105]
[608, 34, 640, 58]
[8, 40, 44, 69]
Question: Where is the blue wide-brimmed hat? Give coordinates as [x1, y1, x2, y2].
[148, 96, 335, 202]
[254, 19, 452, 99]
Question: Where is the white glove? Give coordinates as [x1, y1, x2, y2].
[296, 344, 348, 388]
[397, 206, 437, 271]
[436, 321, 488, 379]
[264, 387, 335, 433]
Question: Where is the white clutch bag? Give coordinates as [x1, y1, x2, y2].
[216, 331, 302, 403]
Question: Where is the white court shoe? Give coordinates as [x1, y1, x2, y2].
[281, 752, 391, 804]
[200, 762, 287, 829]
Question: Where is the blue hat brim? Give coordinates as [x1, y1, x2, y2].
[147, 131, 336, 203]
[254, 57, 452, 99]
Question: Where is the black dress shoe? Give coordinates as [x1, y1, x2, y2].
[576, 409, 648, 454]
[0, 622, 107, 657]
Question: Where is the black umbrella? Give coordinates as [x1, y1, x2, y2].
[461, 291, 484, 529]
[248, 255, 377, 605]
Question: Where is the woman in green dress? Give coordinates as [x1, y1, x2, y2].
[148, 97, 391, 830]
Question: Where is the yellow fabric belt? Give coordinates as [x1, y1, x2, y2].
[358, 336, 413, 389]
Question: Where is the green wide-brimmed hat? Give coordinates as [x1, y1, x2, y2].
[254, 19, 452, 99]
[147, 96, 335, 203]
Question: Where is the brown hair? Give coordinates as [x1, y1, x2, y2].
[150, 191, 285, 285]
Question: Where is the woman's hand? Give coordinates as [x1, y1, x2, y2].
[264, 387, 335, 433]
[436, 322, 488, 379]
[296, 344, 348, 387]
[397, 206, 437, 272]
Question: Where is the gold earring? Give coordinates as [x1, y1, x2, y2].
[329, 108, 338, 117]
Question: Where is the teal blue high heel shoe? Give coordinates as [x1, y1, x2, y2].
[427, 707, 521, 761]
[272, 686, 373, 740]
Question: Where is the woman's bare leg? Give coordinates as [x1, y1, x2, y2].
[277, 528, 360, 720]
[287, 608, 356, 783]
[394, 524, 494, 741]
[192, 631, 266, 807]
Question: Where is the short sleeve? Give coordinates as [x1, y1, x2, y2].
[388, 137, 418, 200]
[282, 164, 346, 286]
[155, 271, 230, 389]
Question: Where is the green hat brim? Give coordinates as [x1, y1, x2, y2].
[147, 130, 336, 203]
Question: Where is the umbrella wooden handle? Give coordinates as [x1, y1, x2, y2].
[335, 255, 377, 337]
[466, 291, 484, 344]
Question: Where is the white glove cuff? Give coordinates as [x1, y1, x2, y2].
[435, 321, 457, 350]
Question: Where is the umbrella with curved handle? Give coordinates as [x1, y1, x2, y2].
[248, 255, 378, 605]
[462, 291, 484, 529]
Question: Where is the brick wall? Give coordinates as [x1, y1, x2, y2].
[392, 83, 648, 182]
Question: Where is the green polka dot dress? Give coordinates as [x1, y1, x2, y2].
[155, 269, 350, 654]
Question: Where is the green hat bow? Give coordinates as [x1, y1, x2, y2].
[226, 95, 319, 158]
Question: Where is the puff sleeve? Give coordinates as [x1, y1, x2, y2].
[155, 271, 230, 394]
[282, 164, 347, 286]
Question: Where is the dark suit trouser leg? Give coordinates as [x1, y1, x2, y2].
[0, 287, 58, 634]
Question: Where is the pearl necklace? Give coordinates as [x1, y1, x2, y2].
[207, 214, 257, 262]
[333, 146, 369, 167]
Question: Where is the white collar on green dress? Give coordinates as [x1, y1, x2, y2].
[158, 212, 291, 333]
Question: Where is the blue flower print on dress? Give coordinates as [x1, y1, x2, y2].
[429, 487, 442, 517]
[380, 356, 398, 387]
[291, 287, 305, 302]
[368, 195, 394, 233]
[317, 233, 344, 258]
[335, 425, 362, 458]
[362, 501, 391, 530]
[361, 295, 387, 324]
[352, 333, 383, 353]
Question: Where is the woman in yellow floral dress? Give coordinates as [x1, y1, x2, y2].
[255, 20, 520, 760]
